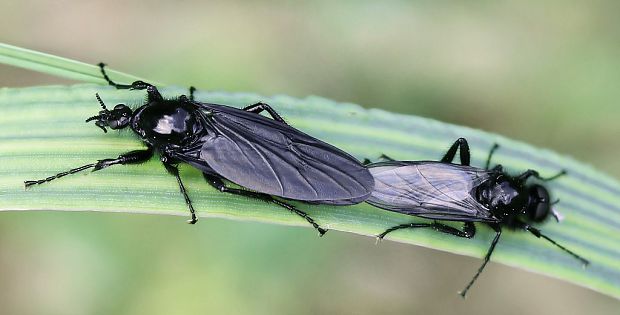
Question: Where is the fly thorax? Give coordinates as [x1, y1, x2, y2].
[132, 101, 203, 146]
[479, 180, 527, 219]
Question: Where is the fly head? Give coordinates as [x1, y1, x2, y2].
[525, 184, 551, 222]
[85, 93, 133, 133]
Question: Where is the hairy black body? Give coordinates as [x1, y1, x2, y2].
[365, 138, 589, 297]
[25, 64, 374, 235]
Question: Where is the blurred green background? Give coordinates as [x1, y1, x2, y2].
[1, 1, 619, 314]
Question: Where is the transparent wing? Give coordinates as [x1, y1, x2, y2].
[367, 161, 498, 222]
[172, 102, 374, 204]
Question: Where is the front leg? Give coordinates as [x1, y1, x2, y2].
[25, 148, 154, 187]
[517, 169, 567, 183]
[517, 220, 589, 266]
[98, 63, 163, 102]
[242, 102, 288, 124]
[93, 147, 155, 171]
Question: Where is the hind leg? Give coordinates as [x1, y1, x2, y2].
[203, 174, 327, 236]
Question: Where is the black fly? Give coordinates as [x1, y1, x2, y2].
[25, 63, 375, 235]
[365, 138, 589, 297]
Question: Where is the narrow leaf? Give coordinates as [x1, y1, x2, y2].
[0, 44, 619, 300]
[0, 85, 619, 300]
[0, 43, 150, 84]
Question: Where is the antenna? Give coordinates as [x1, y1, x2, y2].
[95, 93, 108, 110]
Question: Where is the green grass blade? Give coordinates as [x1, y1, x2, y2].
[0, 43, 149, 84]
[0, 84, 619, 300]
[0, 44, 618, 300]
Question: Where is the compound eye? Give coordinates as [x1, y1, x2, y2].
[113, 104, 132, 117]
[528, 185, 550, 222]
[106, 104, 132, 129]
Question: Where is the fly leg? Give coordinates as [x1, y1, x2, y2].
[378, 154, 396, 161]
[189, 86, 196, 101]
[204, 174, 327, 236]
[98, 62, 163, 102]
[242, 102, 288, 124]
[485, 143, 500, 169]
[459, 223, 502, 298]
[163, 163, 197, 224]
[441, 138, 471, 166]
[517, 221, 589, 266]
[377, 221, 475, 240]
[517, 169, 567, 183]
[24, 148, 154, 188]
[363, 154, 395, 165]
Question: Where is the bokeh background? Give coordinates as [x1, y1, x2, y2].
[1, 1, 619, 314]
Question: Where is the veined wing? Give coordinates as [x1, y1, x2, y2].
[174, 102, 374, 203]
[367, 161, 498, 222]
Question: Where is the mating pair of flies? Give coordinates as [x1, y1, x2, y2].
[25, 64, 589, 297]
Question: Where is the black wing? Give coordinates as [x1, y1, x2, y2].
[171, 102, 374, 204]
[366, 161, 498, 222]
